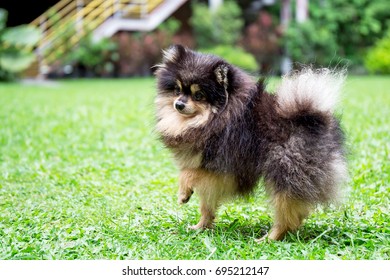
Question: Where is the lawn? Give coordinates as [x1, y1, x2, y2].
[0, 76, 389, 260]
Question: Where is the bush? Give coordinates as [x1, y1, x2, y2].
[0, 8, 40, 81]
[365, 30, 390, 74]
[213, 1, 243, 46]
[63, 34, 118, 77]
[191, 0, 244, 49]
[201, 45, 258, 72]
[284, 20, 339, 67]
[190, 3, 213, 49]
[283, 0, 390, 70]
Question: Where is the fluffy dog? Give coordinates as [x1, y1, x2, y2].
[154, 45, 347, 241]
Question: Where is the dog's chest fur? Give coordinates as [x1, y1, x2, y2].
[172, 147, 203, 169]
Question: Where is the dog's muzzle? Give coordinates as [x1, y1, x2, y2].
[174, 100, 186, 112]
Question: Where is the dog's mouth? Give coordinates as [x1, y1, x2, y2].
[174, 100, 197, 117]
[176, 108, 197, 117]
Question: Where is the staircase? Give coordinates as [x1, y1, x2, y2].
[29, 0, 188, 76]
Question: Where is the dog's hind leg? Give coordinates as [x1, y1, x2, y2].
[260, 191, 312, 241]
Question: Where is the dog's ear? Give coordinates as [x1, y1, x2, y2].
[214, 63, 229, 89]
[153, 45, 187, 75]
[162, 44, 187, 64]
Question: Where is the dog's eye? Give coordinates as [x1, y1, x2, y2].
[174, 85, 181, 95]
[193, 91, 204, 101]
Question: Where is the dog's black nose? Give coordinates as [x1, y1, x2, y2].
[175, 101, 185, 111]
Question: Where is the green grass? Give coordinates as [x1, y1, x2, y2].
[0, 76, 389, 260]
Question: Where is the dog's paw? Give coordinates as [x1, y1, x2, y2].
[255, 228, 286, 243]
[189, 222, 214, 231]
[255, 233, 272, 243]
[178, 190, 194, 205]
[189, 224, 203, 230]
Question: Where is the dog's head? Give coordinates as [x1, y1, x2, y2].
[154, 45, 232, 123]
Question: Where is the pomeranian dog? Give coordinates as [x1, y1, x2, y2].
[154, 45, 347, 241]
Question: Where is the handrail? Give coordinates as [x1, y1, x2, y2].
[30, 0, 76, 26]
[29, 0, 167, 69]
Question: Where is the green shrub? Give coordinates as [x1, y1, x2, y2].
[0, 8, 40, 81]
[213, 1, 243, 46]
[201, 45, 258, 72]
[284, 20, 339, 67]
[364, 30, 390, 74]
[63, 34, 118, 76]
[190, 3, 213, 48]
[191, 0, 244, 49]
[281, 0, 390, 70]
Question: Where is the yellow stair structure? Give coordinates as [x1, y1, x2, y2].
[29, 0, 188, 76]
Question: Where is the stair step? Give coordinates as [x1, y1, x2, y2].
[23, 60, 40, 78]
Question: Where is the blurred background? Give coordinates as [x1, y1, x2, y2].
[1, 0, 389, 81]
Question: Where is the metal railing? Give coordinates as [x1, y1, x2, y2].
[29, 0, 164, 73]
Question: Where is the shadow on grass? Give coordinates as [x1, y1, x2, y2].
[209, 216, 355, 245]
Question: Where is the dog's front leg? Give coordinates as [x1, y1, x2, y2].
[189, 170, 236, 230]
[190, 199, 216, 230]
[178, 169, 236, 230]
[178, 169, 219, 229]
[178, 169, 195, 204]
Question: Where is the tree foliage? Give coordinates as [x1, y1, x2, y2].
[64, 34, 118, 77]
[285, 0, 390, 69]
[190, 1, 257, 71]
[365, 29, 390, 74]
[284, 20, 339, 67]
[191, 0, 244, 48]
[0, 8, 40, 81]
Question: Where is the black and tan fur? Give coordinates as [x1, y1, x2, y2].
[154, 45, 348, 241]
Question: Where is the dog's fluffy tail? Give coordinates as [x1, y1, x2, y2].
[276, 68, 346, 118]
